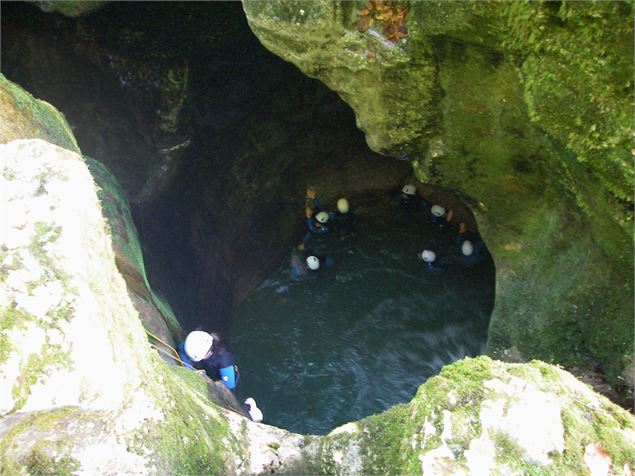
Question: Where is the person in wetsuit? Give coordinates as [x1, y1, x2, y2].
[289, 248, 333, 280]
[178, 330, 263, 422]
[455, 223, 484, 267]
[302, 186, 334, 245]
[330, 197, 357, 235]
[419, 249, 444, 273]
[180, 331, 239, 390]
[396, 184, 430, 210]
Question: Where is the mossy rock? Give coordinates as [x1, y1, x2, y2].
[316, 357, 635, 475]
[85, 157, 181, 347]
[0, 74, 79, 153]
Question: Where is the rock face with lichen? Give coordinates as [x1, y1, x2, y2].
[242, 0, 634, 402]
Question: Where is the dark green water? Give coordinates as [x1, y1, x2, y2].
[232, 196, 494, 435]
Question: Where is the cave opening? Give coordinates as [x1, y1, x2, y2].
[2, 1, 495, 431]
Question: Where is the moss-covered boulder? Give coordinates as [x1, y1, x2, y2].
[314, 357, 635, 475]
[243, 0, 634, 402]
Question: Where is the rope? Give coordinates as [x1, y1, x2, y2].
[144, 327, 199, 371]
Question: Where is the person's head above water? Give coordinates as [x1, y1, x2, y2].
[462, 240, 474, 256]
[184, 330, 214, 362]
[315, 211, 330, 224]
[401, 184, 417, 197]
[421, 249, 437, 263]
[337, 198, 350, 214]
[306, 255, 320, 271]
[431, 205, 446, 217]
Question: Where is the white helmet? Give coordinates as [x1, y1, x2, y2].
[184, 331, 214, 362]
[306, 255, 320, 270]
[316, 211, 330, 224]
[431, 205, 446, 217]
[421, 250, 436, 263]
[462, 240, 474, 256]
[337, 198, 350, 214]
[401, 184, 416, 196]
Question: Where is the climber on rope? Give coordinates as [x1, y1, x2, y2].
[178, 330, 263, 422]
[330, 197, 357, 236]
[396, 183, 430, 210]
[419, 249, 444, 273]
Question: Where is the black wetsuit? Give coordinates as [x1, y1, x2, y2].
[331, 211, 357, 234]
[195, 345, 238, 390]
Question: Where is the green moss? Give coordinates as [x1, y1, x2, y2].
[25, 444, 79, 476]
[0, 408, 102, 473]
[128, 362, 243, 475]
[492, 431, 523, 466]
[499, 1, 633, 203]
[418, 357, 495, 407]
[0, 305, 32, 364]
[355, 403, 410, 473]
[10, 341, 70, 413]
[12, 353, 44, 412]
[0, 75, 79, 153]
[555, 405, 635, 476]
[487, 194, 633, 396]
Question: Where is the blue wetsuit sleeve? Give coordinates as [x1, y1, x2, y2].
[219, 365, 236, 390]
[177, 342, 194, 369]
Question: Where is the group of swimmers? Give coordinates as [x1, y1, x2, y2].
[175, 182, 484, 424]
[396, 183, 484, 273]
[295, 182, 484, 276]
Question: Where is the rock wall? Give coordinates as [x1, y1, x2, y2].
[242, 0, 634, 402]
[0, 138, 291, 474]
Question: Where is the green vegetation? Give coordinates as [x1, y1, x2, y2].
[134, 363, 243, 475]
[500, 1, 633, 204]
[0, 305, 31, 364]
[25, 443, 80, 476]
